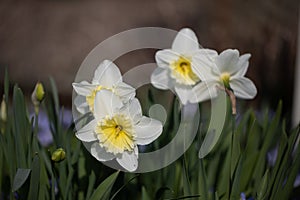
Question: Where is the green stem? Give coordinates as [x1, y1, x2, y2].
[228, 113, 236, 199]
[33, 110, 40, 153]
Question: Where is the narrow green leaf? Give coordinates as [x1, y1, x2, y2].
[253, 101, 282, 183]
[198, 159, 208, 200]
[257, 169, 269, 200]
[89, 171, 119, 200]
[230, 156, 242, 200]
[215, 191, 220, 200]
[231, 129, 241, 178]
[182, 155, 191, 196]
[142, 186, 152, 200]
[86, 171, 96, 200]
[274, 127, 300, 199]
[28, 155, 40, 200]
[267, 127, 288, 197]
[12, 86, 28, 168]
[12, 168, 31, 192]
[49, 77, 60, 115]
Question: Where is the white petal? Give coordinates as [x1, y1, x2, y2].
[94, 90, 123, 120]
[195, 48, 218, 58]
[135, 116, 163, 145]
[172, 28, 199, 54]
[114, 82, 136, 102]
[91, 142, 115, 161]
[155, 49, 179, 69]
[116, 148, 138, 172]
[174, 85, 193, 105]
[191, 61, 216, 82]
[151, 68, 173, 90]
[76, 119, 97, 142]
[92, 60, 122, 87]
[214, 49, 240, 75]
[234, 53, 251, 77]
[121, 98, 142, 124]
[72, 82, 94, 96]
[74, 95, 89, 114]
[192, 49, 218, 80]
[230, 77, 257, 99]
[190, 81, 218, 103]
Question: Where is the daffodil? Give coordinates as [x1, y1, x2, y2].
[192, 49, 257, 100]
[75, 90, 163, 172]
[72, 60, 135, 114]
[151, 28, 218, 104]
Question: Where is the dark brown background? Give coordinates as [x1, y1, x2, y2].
[0, 0, 298, 118]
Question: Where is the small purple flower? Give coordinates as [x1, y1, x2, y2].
[267, 146, 278, 167]
[59, 109, 73, 129]
[294, 174, 300, 188]
[30, 110, 53, 146]
[30, 108, 73, 147]
[240, 192, 246, 200]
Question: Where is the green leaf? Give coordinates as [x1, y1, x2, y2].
[280, 143, 300, 199]
[142, 186, 152, 200]
[28, 154, 40, 200]
[89, 171, 119, 200]
[12, 168, 31, 192]
[182, 155, 191, 196]
[230, 156, 243, 200]
[49, 77, 60, 115]
[215, 191, 220, 200]
[231, 128, 241, 178]
[253, 101, 282, 183]
[86, 171, 96, 200]
[257, 169, 269, 200]
[198, 159, 208, 200]
[12, 86, 30, 168]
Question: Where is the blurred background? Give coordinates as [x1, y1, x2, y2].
[0, 0, 299, 124]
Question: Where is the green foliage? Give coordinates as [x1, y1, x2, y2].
[0, 75, 299, 200]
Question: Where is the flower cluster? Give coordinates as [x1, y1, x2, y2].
[73, 60, 163, 171]
[73, 28, 257, 172]
[151, 28, 257, 106]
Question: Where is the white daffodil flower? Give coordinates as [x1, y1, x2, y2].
[72, 60, 135, 114]
[192, 49, 257, 100]
[151, 28, 218, 104]
[75, 90, 163, 172]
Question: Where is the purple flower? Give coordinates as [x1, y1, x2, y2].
[30, 108, 73, 147]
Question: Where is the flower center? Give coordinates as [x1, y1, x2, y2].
[220, 72, 231, 89]
[96, 114, 135, 155]
[170, 56, 200, 85]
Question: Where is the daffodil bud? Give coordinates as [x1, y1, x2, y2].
[51, 148, 66, 163]
[32, 82, 45, 106]
[0, 95, 6, 122]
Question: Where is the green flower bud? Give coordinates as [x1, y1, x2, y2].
[51, 148, 66, 163]
[32, 82, 45, 106]
[0, 95, 6, 122]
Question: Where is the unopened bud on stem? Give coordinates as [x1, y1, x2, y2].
[0, 95, 6, 122]
[51, 148, 66, 163]
[32, 82, 45, 114]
